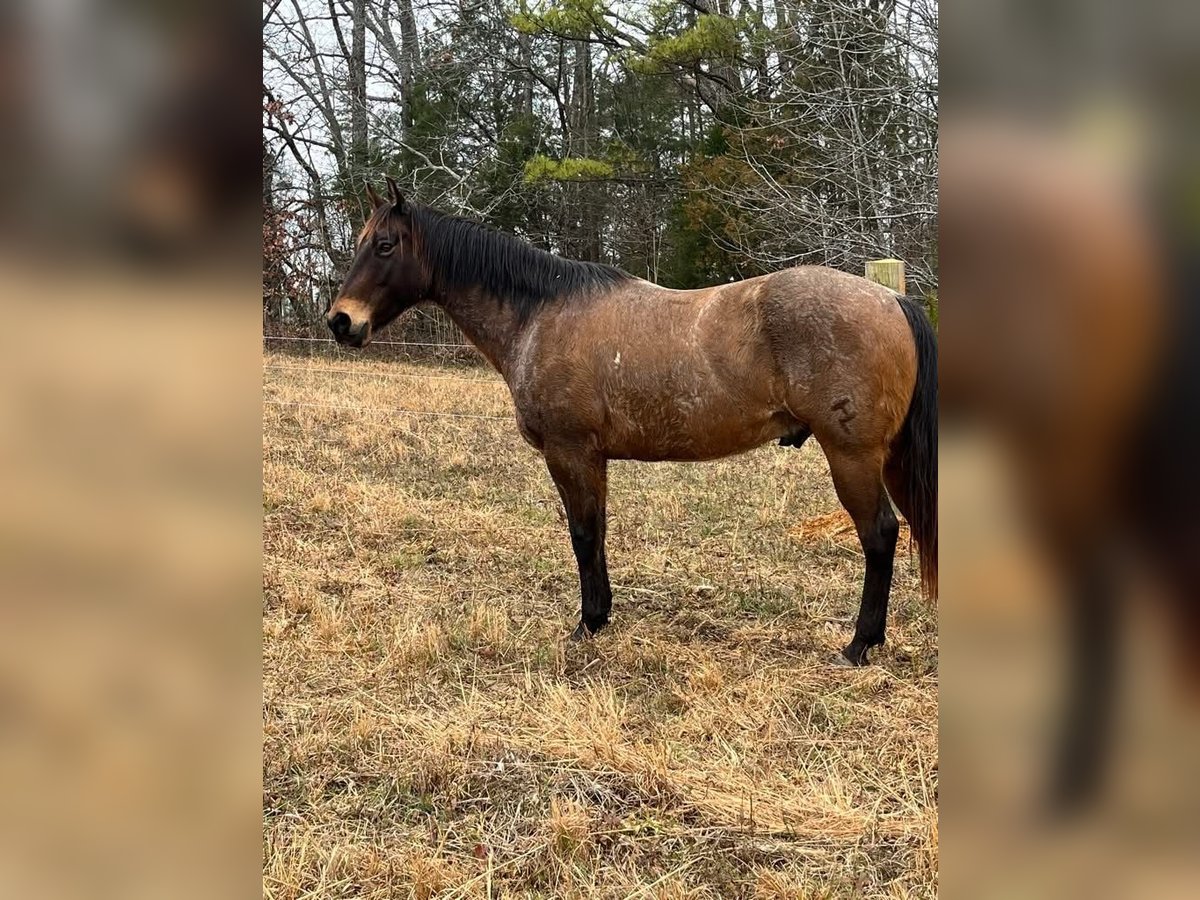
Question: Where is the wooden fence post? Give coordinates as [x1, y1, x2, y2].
[865, 259, 906, 294]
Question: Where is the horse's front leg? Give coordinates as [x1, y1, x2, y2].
[544, 444, 611, 639]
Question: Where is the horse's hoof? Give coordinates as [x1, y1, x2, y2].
[839, 643, 870, 667]
[570, 619, 608, 641]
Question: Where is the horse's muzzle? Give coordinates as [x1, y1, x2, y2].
[328, 311, 370, 347]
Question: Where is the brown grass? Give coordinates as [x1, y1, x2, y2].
[263, 349, 937, 899]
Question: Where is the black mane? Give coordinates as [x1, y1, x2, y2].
[409, 205, 632, 318]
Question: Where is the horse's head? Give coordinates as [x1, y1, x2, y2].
[327, 177, 431, 347]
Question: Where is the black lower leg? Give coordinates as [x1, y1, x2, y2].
[570, 520, 611, 635]
[1048, 553, 1118, 813]
[843, 504, 900, 666]
[546, 450, 611, 640]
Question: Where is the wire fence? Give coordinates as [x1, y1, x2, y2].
[263, 332, 515, 426]
[264, 363, 502, 385]
[264, 335, 472, 349]
[263, 399, 512, 422]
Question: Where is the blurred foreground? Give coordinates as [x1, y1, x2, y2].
[0, 2, 261, 898]
[942, 0, 1200, 896]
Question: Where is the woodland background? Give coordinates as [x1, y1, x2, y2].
[262, 0, 938, 337]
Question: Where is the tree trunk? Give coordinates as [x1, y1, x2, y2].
[753, 0, 770, 102]
[397, 0, 420, 135]
[518, 0, 534, 121]
[568, 41, 601, 261]
[348, 0, 369, 185]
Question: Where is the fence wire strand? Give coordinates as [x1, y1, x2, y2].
[263, 399, 512, 422]
[264, 334, 478, 350]
[264, 363, 504, 385]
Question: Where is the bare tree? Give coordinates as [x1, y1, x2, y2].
[262, 0, 939, 330]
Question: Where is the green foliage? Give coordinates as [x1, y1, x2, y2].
[702, 123, 730, 157]
[632, 14, 742, 73]
[659, 147, 753, 288]
[523, 154, 614, 184]
[511, 0, 607, 39]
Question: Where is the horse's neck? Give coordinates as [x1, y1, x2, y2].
[435, 286, 525, 379]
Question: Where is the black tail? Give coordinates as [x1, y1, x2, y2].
[886, 296, 938, 597]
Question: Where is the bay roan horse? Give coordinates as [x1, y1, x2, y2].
[329, 178, 937, 665]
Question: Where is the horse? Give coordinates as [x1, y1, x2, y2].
[327, 177, 937, 666]
[940, 122, 1191, 810]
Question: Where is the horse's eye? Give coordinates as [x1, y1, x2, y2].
[376, 241, 394, 256]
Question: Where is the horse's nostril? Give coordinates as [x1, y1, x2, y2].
[329, 312, 351, 336]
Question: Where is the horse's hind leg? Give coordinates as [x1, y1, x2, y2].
[826, 450, 900, 666]
[1048, 545, 1119, 813]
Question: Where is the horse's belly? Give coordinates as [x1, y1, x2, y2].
[601, 402, 788, 461]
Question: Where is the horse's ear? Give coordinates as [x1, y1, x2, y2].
[385, 176, 407, 213]
[365, 181, 385, 209]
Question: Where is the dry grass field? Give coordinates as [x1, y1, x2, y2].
[263, 346, 938, 899]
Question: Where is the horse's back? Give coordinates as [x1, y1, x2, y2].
[514, 267, 918, 459]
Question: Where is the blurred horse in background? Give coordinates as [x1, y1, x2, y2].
[941, 121, 1200, 811]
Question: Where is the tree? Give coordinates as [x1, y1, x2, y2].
[262, 0, 938, 329]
